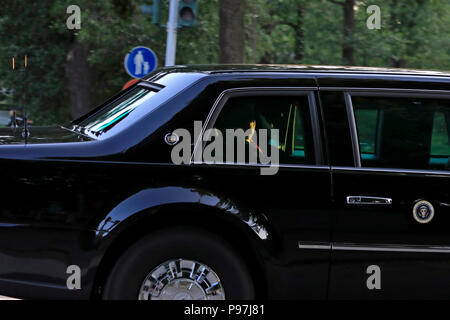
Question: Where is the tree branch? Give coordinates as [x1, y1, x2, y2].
[327, 0, 344, 5]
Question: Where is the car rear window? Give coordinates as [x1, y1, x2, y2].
[78, 87, 157, 136]
[72, 72, 206, 139]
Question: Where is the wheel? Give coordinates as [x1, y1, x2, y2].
[102, 227, 255, 300]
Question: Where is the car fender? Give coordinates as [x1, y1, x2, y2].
[94, 186, 274, 249]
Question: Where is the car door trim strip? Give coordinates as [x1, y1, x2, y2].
[299, 242, 450, 253]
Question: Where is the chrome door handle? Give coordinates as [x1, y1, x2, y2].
[346, 196, 392, 205]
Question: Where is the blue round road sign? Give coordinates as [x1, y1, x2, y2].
[124, 46, 158, 79]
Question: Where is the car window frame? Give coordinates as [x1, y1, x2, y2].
[342, 88, 450, 172]
[191, 87, 324, 166]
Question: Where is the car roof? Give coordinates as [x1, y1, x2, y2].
[154, 64, 450, 78]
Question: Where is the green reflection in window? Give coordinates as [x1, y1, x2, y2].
[431, 112, 450, 156]
[80, 88, 156, 134]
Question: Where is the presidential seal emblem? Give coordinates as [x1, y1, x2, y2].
[413, 200, 434, 224]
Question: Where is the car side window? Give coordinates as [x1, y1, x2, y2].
[431, 111, 450, 158]
[354, 108, 379, 159]
[352, 95, 450, 170]
[208, 94, 315, 165]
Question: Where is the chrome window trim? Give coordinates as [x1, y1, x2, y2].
[320, 87, 450, 95]
[190, 86, 323, 166]
[215, 72, 450, 81]
[313, 73, 450, 80]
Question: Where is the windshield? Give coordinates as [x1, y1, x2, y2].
[77, 87, 157, 137]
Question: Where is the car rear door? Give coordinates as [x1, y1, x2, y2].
[322, 88, 450, 299]
[191, 85, 333, 299]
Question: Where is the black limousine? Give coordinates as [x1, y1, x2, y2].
[0, 65, 449, 300]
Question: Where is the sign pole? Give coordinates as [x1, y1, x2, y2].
[165, 0, 179, 66]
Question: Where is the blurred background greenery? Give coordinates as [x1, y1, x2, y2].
[0, 0, 449, 125]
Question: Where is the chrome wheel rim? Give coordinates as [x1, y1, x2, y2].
[138, 258, 226, 300]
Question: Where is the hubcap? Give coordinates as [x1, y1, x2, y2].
[138, 259, 225, 300]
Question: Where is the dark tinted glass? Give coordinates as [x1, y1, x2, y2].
[353, 96, 450, 170]
[431, 111, 450, 157]
[78, 87, 157, 136]
[210, 95, 315, 164]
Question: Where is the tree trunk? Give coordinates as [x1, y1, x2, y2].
[65, 40, 93, 119]
[247, 3, 258, 63]
[293, 2, 305, 62]
[219, 0, 246, 64]
[327, 0, 355, 65]
[342, 0, 355, 65]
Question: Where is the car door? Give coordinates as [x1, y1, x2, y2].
[191, 87, 333, 299]
[324, 89, 450, 299]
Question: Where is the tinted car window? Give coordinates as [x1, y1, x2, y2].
[78, 87, 157, 136]
[210, 95, 315, 164]
[74, 73, 205, 139]
[431, 111, 450, 157]
[354, 108, 378, 157]
[353, 96, 450, 170]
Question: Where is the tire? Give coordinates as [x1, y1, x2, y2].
[102, 226, 255, 300]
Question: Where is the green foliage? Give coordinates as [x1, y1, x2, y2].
[303, 0, 342, 65]
[0, 0, 448, 125]
[169, 0, 220, 64]
[351, 0, 450, 70]
[0, 0, 72, 124]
